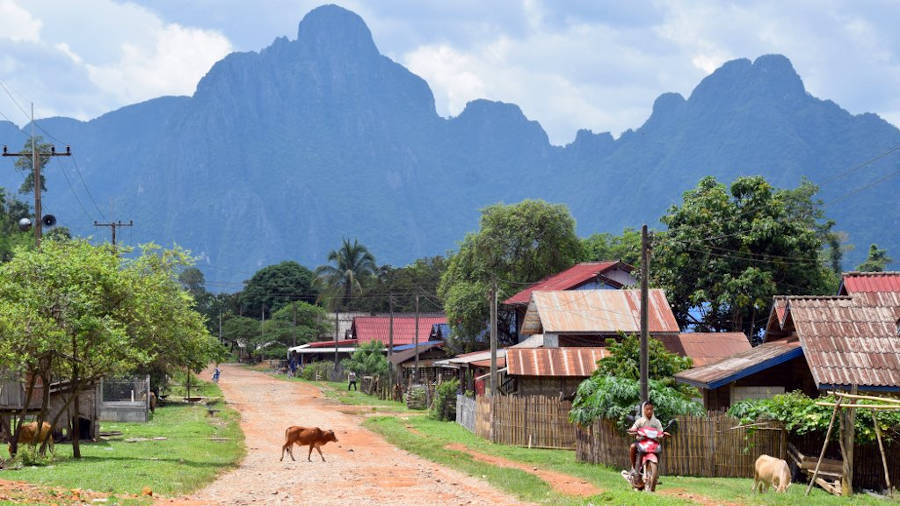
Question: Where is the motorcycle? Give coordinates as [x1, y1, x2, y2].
[622, 420, 675, 492]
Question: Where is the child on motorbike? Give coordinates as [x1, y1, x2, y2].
[627, 400, 666, 476]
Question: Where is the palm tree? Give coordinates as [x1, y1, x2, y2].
[316, 238, 376, 310]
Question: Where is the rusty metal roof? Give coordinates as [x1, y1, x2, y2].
[675, 338, 803, 389]
[659, 332, 751, 367]
[520, 289, 679, 336]
[786, 295, 900, 389]
[839, 271, 900, 294]
[506, 347, 609, 377]
[503, 261, 633, 305]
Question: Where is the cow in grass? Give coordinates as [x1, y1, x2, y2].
[754, 454, 791, 493]
[4, 421, 54, 456]
[280, 426, 338, 462]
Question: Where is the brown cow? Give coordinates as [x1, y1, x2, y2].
[280, 426, 338, 462]
[7, 421, 54, 456]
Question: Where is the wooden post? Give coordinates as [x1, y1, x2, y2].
[840, 385, 857, 496]
[806, 397, 842, 496]
[871, 409, 892, 497]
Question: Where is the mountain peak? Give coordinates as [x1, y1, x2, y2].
[297, 4, 378, 59]
[688, 54, 805, 106]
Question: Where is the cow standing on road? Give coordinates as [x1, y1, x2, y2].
[280, 426, 338, 462]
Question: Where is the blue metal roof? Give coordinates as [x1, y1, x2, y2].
[391, 340, 443, 352]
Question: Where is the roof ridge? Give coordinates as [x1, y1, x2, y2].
[843, 271, 900, 276]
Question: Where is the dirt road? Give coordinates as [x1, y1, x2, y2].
[186, 364, 523, 505]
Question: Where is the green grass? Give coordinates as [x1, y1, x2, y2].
[271, 373, 412, 412]
[365, 415, 891, 506]
[3, 378, 245, 499]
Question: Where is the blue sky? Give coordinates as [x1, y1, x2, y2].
[0, 1, 898, 144]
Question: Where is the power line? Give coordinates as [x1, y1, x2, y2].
[820, 143, 900, 184]
[828, 168, 900, 205]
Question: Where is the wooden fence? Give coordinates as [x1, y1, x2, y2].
[475, 396, 492, 440]
[454, 395, 576, 449]
[576, 413, 787, 478]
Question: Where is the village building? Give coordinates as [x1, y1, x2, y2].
[676, 278, 900, 410]
[657, 332, 751, 367]
[502, 261, 636, 341]
[0, 375, 101, 441]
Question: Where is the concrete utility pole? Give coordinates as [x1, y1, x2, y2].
[640, 224, 651, 403]
[291, 301, 297, 348]
[413, 294, 420, 384]
[333, 309, 340, 375]
[93, 220, 133, 247]
[388, 295, 394, 388]
[2, 103, 71, 249]
[218, 312, 223, 344]
[489, 280, 498, 397]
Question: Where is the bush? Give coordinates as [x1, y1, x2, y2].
[406, 384, 427, 410]
[301, 361, 335, 381]
[728, 391, 900, 444]
[340, 341, 388, 377]
[9, 444, 54, 468]
[430, 379, 460, 421]
[569, 375, 703, 430]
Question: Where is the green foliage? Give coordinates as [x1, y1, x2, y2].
[438, 200, 582, 350]
[349, 256, 447, 313]
[857, 243, 892, 272]
[0, 187, 32, 262]
[12, 136, 53, 194]
[655, 176, 836, 337]
[596, 334, 693, 387]
[8, 444, 55, 468]
[301, 361, 335, 381]
[242, 260, 317, 317]
[340, 340, 388, 377]
[728, 391, 900, 444]
[316, 238, 376, 310]
[569, 376, 703, 430]
[260, 301, 331, 351]
[221, 315, 259, 348]
[430, 378, 460, 421]
[580, 228, 641, 266]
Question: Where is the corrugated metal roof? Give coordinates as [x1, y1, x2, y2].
[352, 316, 447, 346]
[389, 341, 445, 365]
[840, 271, 900, 294]
[503, 261, 632, 305]
[786, 295, 900, 389]
[675, 339, 803, 389]
[659, 332, 751, 367]
[520, 289, 679, 335]
[506, 347, 609, 377]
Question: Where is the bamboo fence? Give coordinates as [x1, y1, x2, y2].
[490, 395, 575, 449]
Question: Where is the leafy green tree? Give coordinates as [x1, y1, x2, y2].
[569, 376, 703, 430]
[340, 340, 388, 377]
[260, 301, 331, 349]
[12, 136, 54, 194]
[316, 238, 376, 310]
[580, 228, 641, 265]
[222, 315, 260, 348]
[0, 187, 32, 262]
[349, 256, 447, 313]
[438, 200, 582, 350]
[596, 334, 693, 388]
[654, 176, 834, 337]
[242, 261, 317, 317]
[179, 267, 207, 299]
[857, 244, 892, 272]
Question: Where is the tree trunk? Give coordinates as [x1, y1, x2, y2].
[33, 367, 52, 456]
[71, 336, 81, 459]
[9, 372, 37, 456]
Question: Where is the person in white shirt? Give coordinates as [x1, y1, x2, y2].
[627, 401, 665, 475]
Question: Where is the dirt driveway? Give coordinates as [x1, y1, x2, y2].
[184, 364, 524, 505]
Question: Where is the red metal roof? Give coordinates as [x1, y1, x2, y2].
[840, 272, 900, 294]
[506, 347, 609, 377]
[786, 295, 900, 389]
[659, 332, 751, 367]
[675, 338, 803, 389]
[303, 339, 359, 349]
[503, 261, 632, 305]
[352, 316, 447, 346]
[520, 289, 679, 335]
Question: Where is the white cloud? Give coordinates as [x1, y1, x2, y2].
[0, 0, 41, 42]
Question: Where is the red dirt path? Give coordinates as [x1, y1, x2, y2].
[169, 364, 524, 505]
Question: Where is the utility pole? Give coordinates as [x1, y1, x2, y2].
[218, 312, 223, 344]
[291, 301, 297, 348]
[413, 294, 420, 384]
[489, 280, 498, 397]
[260, 304, 265, 344]
[333, 309, 340, 376]
[640, 224, 651, 403]
[2, 103, 71, 249]
[93, 220, 133, 247]
[388, 295, 394, 389]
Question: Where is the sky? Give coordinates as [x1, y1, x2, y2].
[0, 0, 898, 145]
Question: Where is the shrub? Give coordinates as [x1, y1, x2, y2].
[300, 361, 334, 381]
[728, 391, 900, 444]
[340, 341, 388, 377]
[569, 376, 703, 430]
[430, 379, 460, 421]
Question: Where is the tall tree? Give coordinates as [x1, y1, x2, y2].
[438, 200, 582, 350]
[13, 136, 54, 195]
[580, 228, 641, 265]
[242, 261, 317, 318]
[655, 176, 834, 338]
[349, 256, 447, 313]
[0, 187, 32, 262]
[857, 244, 893, 272]
[316, 238, 376, 310]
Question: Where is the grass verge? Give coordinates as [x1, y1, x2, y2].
[269, 372, 412, 412]
[1, 377, 245, 499]
[365, 415, 889, 506]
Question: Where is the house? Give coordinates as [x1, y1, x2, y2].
[838, 271, 900, 295]
[676, 284, 900, 410]
[503, 261, 636, 340]
[519, 288, 680, 346]
[0, 374, 100, 441]
[657, 332, 751, 367]
[388, 341, 453, 386]
[505, 347, 609, 396]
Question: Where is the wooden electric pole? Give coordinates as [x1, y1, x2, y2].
[93, 220, 132, 246]
[489, 280, 498, 397]
[413, 294, 420, 384]
[640, 224, 651, 403]
[2, 103, 71, 249]
[388, 295, 395, 388]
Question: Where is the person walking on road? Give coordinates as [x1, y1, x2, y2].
[347, 370, 357, 391]
[212, 365, 221, 384]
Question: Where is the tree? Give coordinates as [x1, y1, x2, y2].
[857, 244, 892, 272]
[13, 136, 54, 194]
[0, 187, 32, 262]
[348, 256, 447, 313]
[179, 267, 207, 299]
[242, 261, 317, 318]
[580, 228, 641, 266]
[438, 200, 582, 350]
[595, 334, 693, 388]
[316, 239, 376, 310]
[654, 176, 834, 338]
[259, 301, 331, 353]
[340, 340, 388, 377]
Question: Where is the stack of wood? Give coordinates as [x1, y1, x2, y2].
[788, 443, 843, 495]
